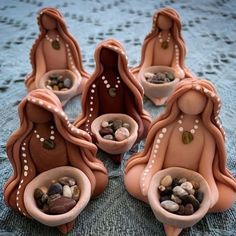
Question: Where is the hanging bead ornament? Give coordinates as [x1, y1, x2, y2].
[101, 75, 121, 97]
[45, 34, 60, 50]
[178, 115, 199, 144]
[34, 125, 56, 150]
[158, 32, 171, 49]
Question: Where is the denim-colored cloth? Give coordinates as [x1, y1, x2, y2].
[0, 0, 235, 235]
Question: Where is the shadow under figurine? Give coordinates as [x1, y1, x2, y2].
[132, 7, 193, 106]
[74, 39, 151, 163]
[124, 78, 236, 236]
[25, 7, 89, 106]
[4, 89, 108, 234]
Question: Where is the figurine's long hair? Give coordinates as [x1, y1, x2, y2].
[132, 7, 192, 77]
[4, 89, 107, 213]
[74, 39, 151, 137]
[126, 78, 236, 192]
[25, 7, 89, 90]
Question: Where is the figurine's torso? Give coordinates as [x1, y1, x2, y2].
[153, 32, 174, 66]
[42, 30, 67, 71]
[29, 123, 68, 173]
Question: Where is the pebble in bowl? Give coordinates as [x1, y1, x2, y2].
[24, 166, 91, 227]
[139, 66, 180, 106]
[38, 69, 80, 106]
[148, 167, 211, 229]
[91, 113, 138, 155]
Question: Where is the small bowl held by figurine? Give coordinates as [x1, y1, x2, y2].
[24, 166, 91, 227]
[91, 113, 138, 155]
[139, 66, 180, 106]
[148, 167, 211, 229]
[38, 69, 81, 106]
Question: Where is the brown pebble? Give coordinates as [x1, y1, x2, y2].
[41, 193, 48, 204]
[71, 185, 80, 201]
[160, 195, 171, 202]
[47, 194, 61, 205]
[42, 204, 49, 214]
[190, 180, 200, 190]
[34, 188, 44, 199]
[184, 203, 194, 215]
[53, 85, 59, 91]
[177, 205, 185, 215]
[113, 119, 123, 130]
[99, 127, 113, 136]
[48, 197, 77, 215]
[36, 198, 43, 209]
[181, 195, 200, 211]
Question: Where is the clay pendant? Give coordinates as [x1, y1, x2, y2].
[161, 41, 169, 49]
[43, 139, 55, 150]
[182, 131, 193, 144]
[109, 87, 117, 97]
[51, 40, 60, 50]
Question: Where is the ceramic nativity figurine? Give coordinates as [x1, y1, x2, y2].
[132, 7, 193, 106]
[25, 7, 89, 106]
[124, 78, 236, 236]
[4, 89, 108, 234]
[74, 39, 151, 162]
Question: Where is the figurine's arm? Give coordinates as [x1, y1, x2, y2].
[171, 44, 185, 79]
[198, 129, 219, 208]
[35, 41, 46, 82]
[140, 124, 174, 196]
[142, 38, 156, 69]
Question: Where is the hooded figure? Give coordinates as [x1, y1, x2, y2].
[4, 89, 108, 233]
[74, 39, 151, 157]
[25, 7, 89, 105]
[125, 78, 236, 236]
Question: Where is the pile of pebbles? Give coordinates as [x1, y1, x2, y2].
[145, 71, 175, 84]
[158, 175, 204, 215]
[99, 119, 130, 141]
[34, 176, 80, 215]
[46, 74, 72, 91]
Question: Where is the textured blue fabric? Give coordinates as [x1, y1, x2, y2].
[0, 0, 235, 235]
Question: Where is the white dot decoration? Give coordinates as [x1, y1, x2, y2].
[141, 128, 167, 193]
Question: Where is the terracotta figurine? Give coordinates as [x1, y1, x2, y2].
[4, 89, 108, 233]
[132, 7, 192, 105]
[124, 78, 236, 235]
[25, 8, 89, 105]
[74, 39, 151, 161]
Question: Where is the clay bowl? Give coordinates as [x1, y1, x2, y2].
[139, 66, 179, 105]
[148, 167, 211, 229]
[24, 166, 91, 227]
[38, 69, 80, 106]
[91, 113, 138, 155]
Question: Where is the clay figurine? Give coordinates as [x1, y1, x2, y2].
[25, 8, 89, 106]
[132, 7, 192, 106]
[4, 89, 108, 233]
[124, 78, 236, 235]
[74, 39, 151, 162]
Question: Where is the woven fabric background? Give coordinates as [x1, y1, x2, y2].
[0, 0, 235, 235]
